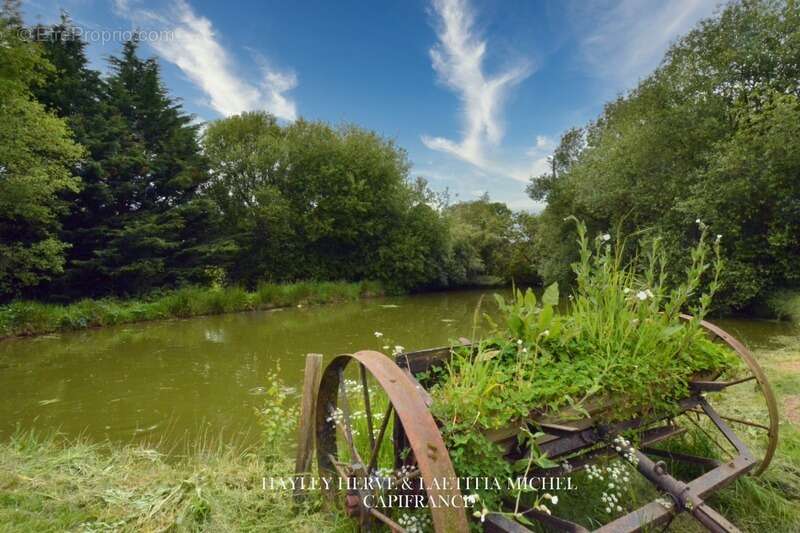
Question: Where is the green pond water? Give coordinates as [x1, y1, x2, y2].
[0, 289, 796, 449]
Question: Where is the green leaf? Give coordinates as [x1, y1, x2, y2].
[538, 305, 554, 329]
[512, 458, 532, 471]
[535, 454, 559, 469]
[542, 282, 560, 306]
[507, 315, 524, 337]
[524, 288, 537, 308]
[516, 514, 535, 526]
[660, 324, 683, 338]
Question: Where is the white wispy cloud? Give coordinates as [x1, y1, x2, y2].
[113, 0, 297, 120]
[577, 0, 716, 87]
[421, 0, 531, 169]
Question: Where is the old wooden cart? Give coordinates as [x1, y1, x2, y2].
[303, 316, 778, 533]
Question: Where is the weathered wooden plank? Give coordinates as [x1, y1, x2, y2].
[294, 353, 323, 501]
[394, 340, 472, 374]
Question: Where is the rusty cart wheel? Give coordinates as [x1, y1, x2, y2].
[682, 314, 779, 476]
[316, 350, 469, 533]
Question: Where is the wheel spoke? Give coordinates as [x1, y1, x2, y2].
[682, 412, 735, 460]
[338, 367, 362, 467]
[316, 351, 470, 532]
[717, 374, 757, 387]
[687, 408, 770, 431]
[330, 408, 367, 468]
[360, 363, 376, 452]
[367, 403, 394, 475]
[368, 507, 406, 532]
[327, 453, 351, 479]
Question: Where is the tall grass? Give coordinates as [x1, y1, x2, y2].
[430, 218, 734, 432]
[0, 280, 384, 340]
[0, 431, 353, 532]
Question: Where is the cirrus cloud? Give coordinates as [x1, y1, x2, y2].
[421, 0, 532, 169]
[114, 0, 298, 120]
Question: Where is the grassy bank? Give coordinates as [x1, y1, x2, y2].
[1, 336, 799, 531]
[0, 375, 353, 532]
[0, 280, 383, 340]
[0, 433, 353, 532]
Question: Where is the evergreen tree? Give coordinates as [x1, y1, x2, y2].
[29, 14, 125, 298]
[33, 34, 217, 297]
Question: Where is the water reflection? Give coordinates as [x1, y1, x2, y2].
[0, 288, 795, 448]
[0, 289, 506, 447]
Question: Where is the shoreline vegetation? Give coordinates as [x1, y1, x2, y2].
[0, 280, 383, 340]
[2, 283, 798, 342]
[3, 283, 797, 342]
[768, 290, 800, 325]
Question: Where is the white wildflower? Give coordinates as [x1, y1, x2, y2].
[537, 504, 551, 515]
[656, 497, 674, 510]
[636, 290, 649, 301]
[474, 507, 489, 522]
[602, 233, 611, 242]
[374, 331, 383, 338]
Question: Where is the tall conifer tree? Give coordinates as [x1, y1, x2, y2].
[34, 33, 220, 296]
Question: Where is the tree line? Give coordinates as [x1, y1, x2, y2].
[0, 5, 536, 303]
[2, 0, 798, 313]
[527, 0, 800, 312]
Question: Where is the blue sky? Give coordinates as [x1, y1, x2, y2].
[21, 0, 719, 211]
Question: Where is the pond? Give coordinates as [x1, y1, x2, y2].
[0, 289, 796, 449]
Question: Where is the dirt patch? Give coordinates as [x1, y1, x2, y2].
[776, 360, 800, 374]
[784, 395, 800, 425]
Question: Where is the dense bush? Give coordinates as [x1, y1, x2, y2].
[428, 220, 737, 512]
[203, 113, 525, 292]
[0, 16, 83, 298]
[444, 196, 540, 286]
[528, 0, 800, 311]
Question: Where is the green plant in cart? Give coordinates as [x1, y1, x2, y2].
[428, 218, 739, 526]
